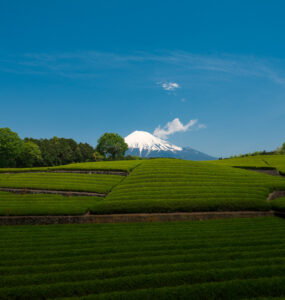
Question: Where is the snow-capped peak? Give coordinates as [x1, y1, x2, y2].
[125, 131, 182, 155]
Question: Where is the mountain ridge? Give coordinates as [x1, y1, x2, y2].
[125, 131, 216, 161]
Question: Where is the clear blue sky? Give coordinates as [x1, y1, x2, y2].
[1, 0, 285, 157]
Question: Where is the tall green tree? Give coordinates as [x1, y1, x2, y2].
[0, 128, 23, 167]
[17, 142, 42, 167]
[96, 133, 128, 159]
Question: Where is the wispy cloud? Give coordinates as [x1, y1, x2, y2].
[1, 51, 285, 86]
[153, 118, 205, 139]
[160, 82, 180, 91]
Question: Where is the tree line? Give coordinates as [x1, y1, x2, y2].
[0, 128, 131, 168]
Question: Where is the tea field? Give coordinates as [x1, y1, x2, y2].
[0, 160, 142, 173]
[0, 158, 285, 215]
[0, 217, 285, 299]
[211, 154, 285, 174]
[0, 172, 122, 194]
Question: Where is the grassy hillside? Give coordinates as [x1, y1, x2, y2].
[0, 158, 284, 215]
[0, 217, 285, 299]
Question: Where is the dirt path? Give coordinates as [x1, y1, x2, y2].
[0, 211, 277, 226]
[0, 187, 106, 197]
[267, 190, 285, 201]
[250, 169, 284, 177]
[236, 167, 284, 177]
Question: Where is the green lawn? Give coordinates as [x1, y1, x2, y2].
[0, 217, 285, 299]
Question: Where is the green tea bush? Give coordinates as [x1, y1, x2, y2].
[0, 217, 284, 298]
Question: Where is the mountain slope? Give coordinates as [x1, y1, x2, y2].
[125, 131, 216, 161]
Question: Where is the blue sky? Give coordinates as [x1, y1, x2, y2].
[1, 0, 285, 157]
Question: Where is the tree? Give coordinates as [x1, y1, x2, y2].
[93, 151, 105, 161]
[78, 143, 95, 162]
[0, 128, 23, 167]
[24, 137, 95, 166]
[280, 142, 285, 154]
[96, 133, 128, 159]
[17, 142, 42, 167]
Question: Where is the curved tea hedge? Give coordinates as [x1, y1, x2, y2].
[211, 154, 285, 174]
[0, 158, 285, 215]
[95, 159, 285, 214]
[0, 217, 285, 299]
[0, 173, 122, 194]
[0, 160, 142, 173]
[0, 192, 102, 216]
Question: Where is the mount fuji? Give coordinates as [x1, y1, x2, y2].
[125, 131, 216, 161]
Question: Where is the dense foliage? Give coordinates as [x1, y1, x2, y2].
[0, 128, 24, 167]
[16, 141, 42, 167]
[25, 137, 95, 166]
[0, 127, 134, 168]
[97, 133, 128, 159]
[0, 217, 285, 298]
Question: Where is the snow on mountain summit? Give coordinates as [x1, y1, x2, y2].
[125, 131, 182, 155]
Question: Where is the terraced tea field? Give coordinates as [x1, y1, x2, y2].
[98, 159, 285, 214]
[0, 172, 122, 194]
[0, 160, 142, 173]
[211, 154, 285, 174]
[0, 192, 102, 216]
[0, 158, 285, 216]
[0, 217, 285, 299]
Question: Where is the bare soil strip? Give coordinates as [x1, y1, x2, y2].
[267, 190, 285, 201]
[0, 211, 276, 226]
[236, 167, 284, 177]
[0, 187, 106, 197]
[0, 170, 128, 176]
[252, 169, 283, 176]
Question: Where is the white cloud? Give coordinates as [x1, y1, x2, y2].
[161, 82, 180, 91]
[154, 118, 201, 139]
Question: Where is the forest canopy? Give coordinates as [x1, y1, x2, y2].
[0, 128, 134, 168]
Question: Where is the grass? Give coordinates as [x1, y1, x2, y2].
[0, 172, 123, 194]
[0, 217, 285, 298]
[0, 158, 285, 215]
